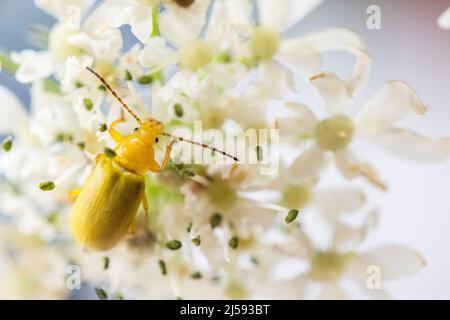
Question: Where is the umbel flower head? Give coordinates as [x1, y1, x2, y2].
[265, 209, 426, 299]
[276, 49, 450, 190]
[0, 0, 446, 299]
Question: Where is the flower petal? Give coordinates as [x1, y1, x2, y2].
[258, 61, 295, 99]
[67, 88, 105, 132]
[106, 2, 153, 43]
[34, 0, 95, 21]
[138, 37, 177, 69]
[68, 28, 123, 61]
[356, 81, 427, 135]
[257, 0, 323, 31]
[268, 274, 313, 299]
[344, 259, 391, 299]
[313, 187, 366, 219]
[318, 283, 348, 300]
[308, 49, 370, 115]
[118, 44, 143, 79]
[277, 40, 320, 76]
[309, 72, 353, 115]
[159, 0, 211, 47]
[226, 85, 270, 129]
[333, 210, 378, 252]
[276, 227, 315, 259]
[29, 82, 80, 146]
[438, 7, 450, 29]
[295, 27, 365, 52]
[345, 49, 372, 95]
[334, 149, 387, 191]
[206, 0, 253, 42]
[0, 86, 28, 135]
[288, 145, 326, 184]
[59, 55, 94, 92]
[275, 102, 317, 137]
[11, 50, 54, 84]
[278, 28, 366, 77]
[358, 245, 426, 281]
[372, 128, 450, 162]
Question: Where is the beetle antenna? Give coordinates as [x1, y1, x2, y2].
[160, 132, 239, 162]
[85, 67, 143, 125]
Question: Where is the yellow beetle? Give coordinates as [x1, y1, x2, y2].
[70, 67, 238, 251]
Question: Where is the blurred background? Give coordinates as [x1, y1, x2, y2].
[1, 0, 450, 299]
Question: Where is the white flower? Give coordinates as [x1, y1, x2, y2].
[10, 50, 55, 83]
[92, 0, 155, 44]
[256, 0, 323, 32]
[276, 168, 366, 223]
[34, 0, 95, 21]
[277, 50, 450, 189]
[240, 1, 365, 96]
[13, 0, 123, 84]
[159, 0, 212, 47]
[177, 164, 284, 260]
[200, 1, 367, 130]
[0, 224, 69, 299]
[90, 0, 211, 45]
[438, 7, 450, 29]
[268, 211, 426, 299]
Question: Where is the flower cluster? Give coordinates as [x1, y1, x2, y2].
[0, 0, 447, 299]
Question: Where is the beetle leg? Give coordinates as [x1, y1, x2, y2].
[148, 140, 176, 173]
[109, 117, 126, 143]
[142, 196, 150, 234]
[128, 218, 137, 235]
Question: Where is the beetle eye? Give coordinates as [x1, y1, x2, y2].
[155, 137, 159, 143]
[134, 128, 138, 132]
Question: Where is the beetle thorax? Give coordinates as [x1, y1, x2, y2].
[112, 120, 163, 175]
[114, 136, 156, 175]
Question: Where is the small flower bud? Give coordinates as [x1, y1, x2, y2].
[174, 103, 184, 117]
[166, 240, 182, 250]
[285, 209, 299, 224]
[228, 236, 239, 249]
[191, 235, 201, 246]
[2, 137, 12, 152]
[99, 123, 107, 132]
[256, 145, 263, 161]
[103, 256, 110, 270]
[124, 69, 132, 81]
[190, 272, 202, 279]
[76, 142, 85, 150]
[39, 181, 55, 191]
[210, 213, 223, 229]
[83, 98, 93, 111]
[138, 75, 153, 85]
[158, 260, 167, 275]
[95, 288, 108, 300]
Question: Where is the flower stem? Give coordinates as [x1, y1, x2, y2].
[151, 5, 160, 37]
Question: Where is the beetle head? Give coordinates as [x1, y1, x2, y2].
[135, 119, 163, 145]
